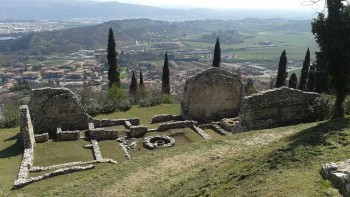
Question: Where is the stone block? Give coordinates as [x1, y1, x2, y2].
[34, 133, 49, 143]
[129, 126, 148, 138]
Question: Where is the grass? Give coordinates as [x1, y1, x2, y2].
[0, 104, 349, 196]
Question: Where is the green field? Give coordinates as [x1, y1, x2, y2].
[1, 104, 349, 196]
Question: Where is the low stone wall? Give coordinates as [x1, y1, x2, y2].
[91, 140, 103, 161]
[19, 105, 35, 149]
[14, 165, 95, 189]
[57, 127, 80, 141]
[158, 121, 196, 131]
[151, 114, 182, 124]
[34, 133, 49, 143]
[212, 124, 230, 136]
[191, 125, 211, 140]
[321, 160, 350, 196]
[89, 128, 119, 140]
[129, 126, 148, 138]
[236, 87, 321, 131]
[93, 118, 140, 128]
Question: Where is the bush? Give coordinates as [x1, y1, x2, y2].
[0, 101, 20, 128]
[139, 96, 162, 107]
[313, 94, 335, 120]
[162, 94, 174, 104]
[345, 96, 350, 115]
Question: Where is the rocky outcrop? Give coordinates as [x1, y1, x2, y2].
[236, 87, 321, 131]
[182, 68, 243, 121]
[29, 88, 92, 135]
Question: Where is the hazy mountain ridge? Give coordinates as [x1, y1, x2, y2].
[0, 0, 313, 21]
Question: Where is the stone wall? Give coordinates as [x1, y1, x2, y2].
[236, 87, 321, 131]
[89, 128, 119, 140]
[158, 121, 196, 131]
[28, 88, 92, 135]
[34, 133, 49, 143]
[93, 118, 140, 128]
[151, 114, 183, 124]
[129, 126, 148, 138]
[19, 105, 35, 149]
[56, 127, 80, 141]
[182, 68, 243, 121]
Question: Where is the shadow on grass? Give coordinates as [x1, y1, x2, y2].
[266, 117, 350, 169]
[4, 134, 18, 142]
[0, 140, 22, 158]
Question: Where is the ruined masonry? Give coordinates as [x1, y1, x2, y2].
[182, 67, 243, 121]
[28, 87, 93, 135]
[236, 87, 321, 131]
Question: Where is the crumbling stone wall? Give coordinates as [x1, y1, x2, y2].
[182, 68, 243, 121]
[93, 118, 140, 128]
[236, 87, 321, 131]
[19, 105, 35, 149]
[56, 127, 80, 141]
[29, 88, 92, 135]
[151, 114, 182, 123]
[34, 133, 49, 143]
[321, 160, 350, 196]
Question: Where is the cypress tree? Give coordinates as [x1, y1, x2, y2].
[312, 0, 350, 118]
[139, 70, 144, 87]
[162, 52, 170, 94]
[107, 27, 120, 87]
[129, 71, 138, 101]
[212, 37, 221, 67]
[307, 65, 316, 92]
[288, 73, 298, 89]
[298, 48, 310, 90]
[276, 50, 288, 88]
[314, 70, 329, 93]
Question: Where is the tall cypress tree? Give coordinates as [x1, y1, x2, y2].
[276, 50, 288, 88]
[288, 73, 298, 89]
[139, 70, 144, 87]
[212, 37, 221, 67]
[298, 48, 310, 90]
[307, 65, 316, 92]
[129, 71, 138, 101]
[107, 27, 120, 87]
[312, 0, 350, 118]
[162, 52, 170, 95]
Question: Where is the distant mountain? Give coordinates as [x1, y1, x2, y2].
[0, 0, 313, 21]
[0, 18, 312, 56]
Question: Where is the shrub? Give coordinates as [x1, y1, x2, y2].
[162, 94, 174, 104]
[0, 101, 20, 128]
[313, 94, 335, 120]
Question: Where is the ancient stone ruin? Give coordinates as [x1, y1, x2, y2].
[181, 67, 243, 121]
[321, 160, 350, 196]
[235, 87, 321, 131]
[28, 87, 92, 135]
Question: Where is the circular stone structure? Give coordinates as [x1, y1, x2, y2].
[143, 135, 175, 149]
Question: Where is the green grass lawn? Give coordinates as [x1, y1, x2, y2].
[1, 103, 349, 196]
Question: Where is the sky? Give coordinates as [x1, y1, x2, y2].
[92, 0, 321, 10]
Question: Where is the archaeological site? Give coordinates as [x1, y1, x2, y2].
[13, 67, 339, 191]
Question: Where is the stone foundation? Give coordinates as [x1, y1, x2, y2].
[158, 121, 196, 131]
[129, 126, 148, 138]
[151, 114, 182, 123]
[93, 118, 140, 128]
[34, 133, 49, 143]
[56, 127, 80, 141]
[236, 87, 321, 131]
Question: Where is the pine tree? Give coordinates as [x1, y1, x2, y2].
[107, 27, 120, 87]
[298, 48, 310, 90]
[288, 73, 298, 89]
[162, 52, 170, 94]
[276, 50, 288, 88]
[212, 37, 221, 67]
[312, 0, 350, 118]
[139, 70, 144, 87]
[129, 71, 138, 102]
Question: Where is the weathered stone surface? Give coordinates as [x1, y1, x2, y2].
[212, 124, 230, 136]
[19, 105, 35, 149]
[56, 127, 80, 141]
[34, 133, 49, 143]
[158, 121, 196, 131]
[192, 125, 211, 140]
[29, 88, 92, 135]
[93, 118, 140, 128]
[321, 160, 350, 197]
[89, 128, 118, 140]
[182, 68, 243, 121]
[129, 125, 148, 138]
[219, 118, 239, 132]
[143, 135, 175, 149]
[151, 114, 183, 124]
[236, 87, 321, 131]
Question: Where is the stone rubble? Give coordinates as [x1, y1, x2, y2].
[34, 133, 49, 143]
[321, 160, 350, 197]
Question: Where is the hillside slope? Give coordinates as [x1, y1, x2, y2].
[1, 104, 349, 196]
